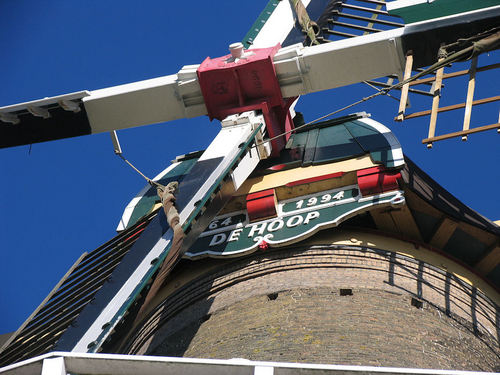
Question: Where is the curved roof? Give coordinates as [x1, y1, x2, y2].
[118, 113, 404, 231]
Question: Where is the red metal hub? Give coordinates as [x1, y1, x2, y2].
[197, 44, 295, 156]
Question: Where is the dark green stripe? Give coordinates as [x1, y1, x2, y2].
[242, 0, 281, 48]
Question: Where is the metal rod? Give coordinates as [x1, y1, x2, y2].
[422, 123, 500, 144]
[329, 12, 403, 27]
[329, 20, 382, 33]
[366, 80, 433, 96]
[340, 3, 390, 15]
[322, 28, 358, 38]
[355, 0, 388, 6]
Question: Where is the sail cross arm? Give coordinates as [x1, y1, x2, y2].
[1, 4, 499, 149]
[0, 68, 206, 149]
[83, 69, 206, 134]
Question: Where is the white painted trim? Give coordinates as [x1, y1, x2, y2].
[0, 91, 90, 113]
[386, 0, 429, 12]
[357, 117, 405, 167]
[255, 365, 274, 375]
[251, 0, 312, 49]
[2, 351, 495, 375]
[41, 357, 66, 375]
[71, 230, 173, 352]
[74, 116, 264, 353]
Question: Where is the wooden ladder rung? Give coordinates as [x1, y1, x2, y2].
[422, 123, 500, 144]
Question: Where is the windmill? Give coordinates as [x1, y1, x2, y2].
[0, 0, 500, 374]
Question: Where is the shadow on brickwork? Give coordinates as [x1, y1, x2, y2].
[384, 250, 500, 360]
[120, 245, 500, 367]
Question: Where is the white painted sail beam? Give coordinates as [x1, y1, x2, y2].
[273, 31, 405, 98]
[80, 30, 405, 134]
[1, 4, 498, 148]
[83, 69, 207, 133]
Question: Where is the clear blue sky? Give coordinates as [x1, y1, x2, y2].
[0, 1, 498, 335]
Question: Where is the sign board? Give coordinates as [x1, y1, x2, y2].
[185, 185, 405, 259]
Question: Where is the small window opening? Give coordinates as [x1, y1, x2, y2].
[340, 288, 353, 296]
[267, 292, 279, 301]
[411, 297, 423, 309]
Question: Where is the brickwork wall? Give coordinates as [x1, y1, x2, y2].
[125, 245, 500, 371]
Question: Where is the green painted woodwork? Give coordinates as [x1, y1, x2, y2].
[187, 189, 404, 258]
[388, 0, 500, 24]
[124, 117, 403, 230]
[313, 124, 364, 164]
[125, 158, 198, 229]
[345, 121, 400, 168]
[92, 125, 265, 352]
[242, 0, 280, 48]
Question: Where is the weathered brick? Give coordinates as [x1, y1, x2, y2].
[124, 246, 500, 371]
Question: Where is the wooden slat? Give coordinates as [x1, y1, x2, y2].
[396, 51, 413, 121]
[356, 0, 387, 6]
[462, 57, 477, 141]
[429, 217, 457, 249]
[322, 29, 358, 38]
[427, 57, 445, 149]
[330, 20, 382, 34]
[0, 252, 87, 354]
[422, 122, 500, 144]
[330, 12, 404, 27]
[409, 62, 500, 86]
[389, 205, 423, 242]
[371, 209, 396, 233]
[474, 242, 500, 275]
[405, 95, 500, 120]
[362, 3, 383, 36]
[341, 3, 389, 15]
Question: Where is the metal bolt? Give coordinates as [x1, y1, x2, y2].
[87, 341, 97, 349]
[229, 42, 244, 59]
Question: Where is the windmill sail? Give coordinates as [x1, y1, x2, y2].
[1, 0, 500, 369]
[1, 0, 498, 149]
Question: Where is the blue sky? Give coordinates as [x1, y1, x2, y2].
[0, 1, 498, 335]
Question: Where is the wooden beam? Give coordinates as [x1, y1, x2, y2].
[422, 122, 500, 144]
[474, 242, 500, 276]
[461, 57, 477, 141]
[429, 217, 457, 249]
[371, 209, 396, 233]
[396, 51, 413, 121]
[404, 95, 500, 119]
[389, 205, 423, 242]
[409, 62, 500, 86]
[426, 57, 445, 149]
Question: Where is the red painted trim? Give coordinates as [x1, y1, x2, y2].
[286, 172, 345, 187]
[357, 166, 401, 196]
[246, 189, 277, 222]
[269, 164, 288, 171]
